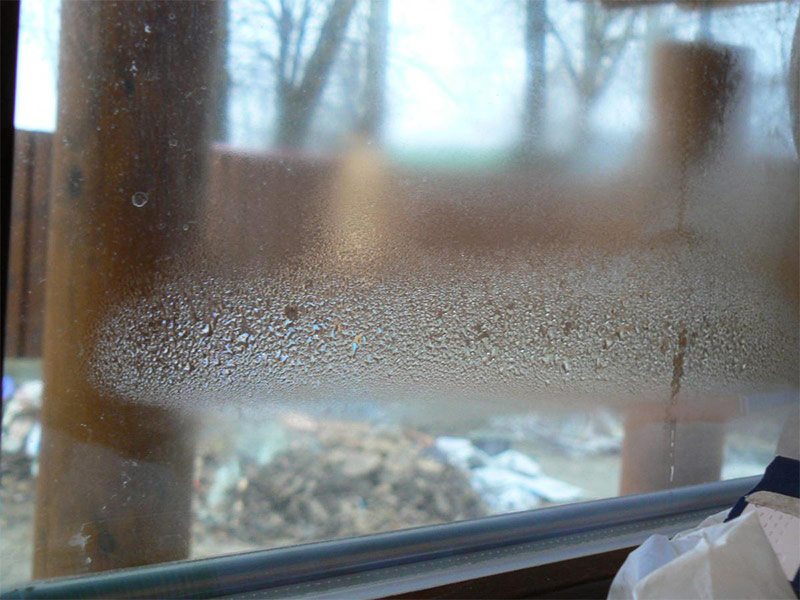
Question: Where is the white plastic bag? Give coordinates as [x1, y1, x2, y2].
[608, 511, 796, 599]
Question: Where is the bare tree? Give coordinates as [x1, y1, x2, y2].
[549, 1, 637, 142]
[320, 0, 389, 144]
[246, 0, 359, 148]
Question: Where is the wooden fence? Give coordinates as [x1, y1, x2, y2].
[6, 130, 52, 358]
[4, 130, 344, 358]
[5, 129, 798, 358]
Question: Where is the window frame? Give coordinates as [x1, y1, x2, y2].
[0, 477, 757, 599]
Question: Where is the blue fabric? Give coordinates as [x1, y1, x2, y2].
[727, 456, 800, 521]
[2, 374, 14, 401]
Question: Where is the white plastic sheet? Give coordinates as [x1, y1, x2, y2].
[433, 436, 583, 511]
[608, 511, 796, 599]
[434, 436, 489, 471]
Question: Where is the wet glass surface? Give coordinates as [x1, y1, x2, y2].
[2, 0, 798, 585]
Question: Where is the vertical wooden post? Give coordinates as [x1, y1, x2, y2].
[618, 40, 752, 495]
[619, 398, 740, 496]
[651, 41, 748, 163]
[650, 41, 748, 231]
[34, 1, 221, 578]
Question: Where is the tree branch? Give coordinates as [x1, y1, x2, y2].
[289, 0, 312, 86]
[260, 0, 280, 28]
[546, 17, 579, 88]
[595, 11, 637, 97]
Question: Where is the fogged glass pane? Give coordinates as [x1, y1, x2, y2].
[2, 0, 799, 585]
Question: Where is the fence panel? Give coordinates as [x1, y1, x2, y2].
[5, 130, 51, 359]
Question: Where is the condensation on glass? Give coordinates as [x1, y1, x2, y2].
[2, 0, 798, 585]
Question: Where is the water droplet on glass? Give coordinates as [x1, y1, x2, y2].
[131, 191, 148, 208]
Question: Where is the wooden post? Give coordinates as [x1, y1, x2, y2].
[619, 397, 741, 496]
[651, 41, 747, 164]
[34, 1, 221, 578]
[617, 42, 752, 495]
[650, 41, 748, 232]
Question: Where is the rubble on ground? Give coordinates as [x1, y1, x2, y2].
[1, 375, 594, 549]
[196, 422, 489, 545]
[1, 379, 43, 479]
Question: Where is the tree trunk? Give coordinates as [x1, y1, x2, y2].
[522, 0, 547, 156]
[215, 0, 231, 143]
[358, 0, 390, 140]
[576, 0, 601, 145]
[789, 8, 799, 158]
[275, 0, 358, 148]
[34, 0, 220, 578]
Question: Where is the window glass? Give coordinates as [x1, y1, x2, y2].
[2, 0, 798, 585]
